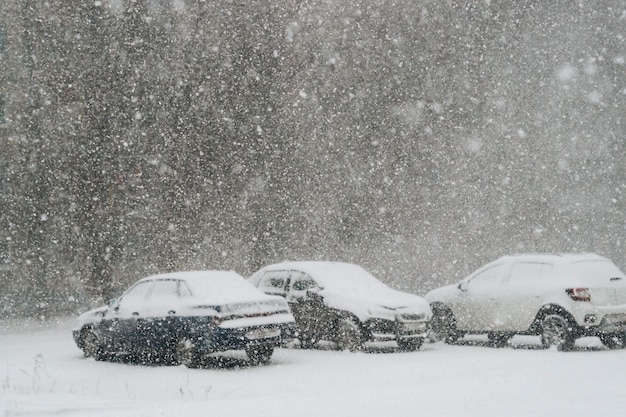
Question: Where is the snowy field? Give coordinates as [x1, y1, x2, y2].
[2, 318, 626, 417]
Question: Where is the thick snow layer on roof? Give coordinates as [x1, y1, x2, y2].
[257, 261, 427, 309]
[141, 270, 279, 306]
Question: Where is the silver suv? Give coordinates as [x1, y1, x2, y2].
[426, 253, 626, 350]
[249, 261, 432, 351]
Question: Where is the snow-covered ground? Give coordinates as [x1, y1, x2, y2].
[1, 318, 625, 417]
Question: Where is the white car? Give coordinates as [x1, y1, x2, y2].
[425, 253, 626, 350]
[73, 271, 297, 366]
[249, 261, 432, 351]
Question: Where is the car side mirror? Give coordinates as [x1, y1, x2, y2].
[108, 298, 120, 311]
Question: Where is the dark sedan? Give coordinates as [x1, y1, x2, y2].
[73, 270, 297, 366]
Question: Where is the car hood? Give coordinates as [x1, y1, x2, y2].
[320, 288, 431, 322]
[424, 284, 460, 304]
[73, 305, 108, 330]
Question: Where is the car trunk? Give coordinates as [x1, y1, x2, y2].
[218, 299, 287, 319]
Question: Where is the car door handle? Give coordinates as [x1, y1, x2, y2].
[131, 312, 139, 317]
[168, 310, 176, 315]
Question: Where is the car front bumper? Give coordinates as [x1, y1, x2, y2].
[195, 321, 298, 353]
[363, 318, 430, 342]
[72, 330, 83, 348]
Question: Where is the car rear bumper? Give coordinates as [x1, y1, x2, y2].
[571, 304, 626, 335]
[579, 312, 626, 336]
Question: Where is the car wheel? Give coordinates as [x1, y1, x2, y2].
[336, 317, 363, 351]
[298, 333, 317, 349]
[397, 338, 423, 351]
[599, 333, 626, 349]
[541, 314, 575, 351]
[82, 329, 101, 359]
[487, 332, 510, 348]
[429, 305, 459, 344]
[83, 330, 111, 361]
[246, 344, 274, 365]
[176, 338, 201, 368]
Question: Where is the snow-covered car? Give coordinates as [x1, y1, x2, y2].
[426, 253, 626, 350]
[248, 261, 432, 351]
[72, 270, 297, 366]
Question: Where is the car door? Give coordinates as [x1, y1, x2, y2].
[138, 279, 181, 350]
[286, 272, 330, 340]
[498, 262, 553, 330]
[453, 263, 510, 331]
[101, 280, 154, 349]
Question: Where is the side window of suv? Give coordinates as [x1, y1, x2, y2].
[466, 264, 509, 291]
[509, 262, 552, 287]
[258, 271, 290, 296]
[291, 274, 318, 292]
[287, 271, 318, 302]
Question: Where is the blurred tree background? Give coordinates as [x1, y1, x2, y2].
[0, 0, 624, 317]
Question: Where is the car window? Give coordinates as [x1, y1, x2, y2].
[289, 271, 318, 293]
[149, 279, 179, 300]
[509, 262, 552, 286]
[467, 264, 508, 291]
[179, 280, 192, 297]
[119, 280, 153, 305]
[291, 278, 318, 291]
[258, 271, 290, 295]
[114, 280, 153, 315]
[566, 260, 626, 283]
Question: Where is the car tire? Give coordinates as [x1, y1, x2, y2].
[599, 333, 626, 349]
[83, 329, 110, 361]
[336, 317, 363, 351]
[429, 305, 459, 344]
[487, 332, 510, 348]
[540, 314, 575, 351]
[176, 338, 202, 368]
[246, 344, 274, 365]
[82, 329, 100, 359]
[298, 333, 317, 349]
[397, 338, 423, 351]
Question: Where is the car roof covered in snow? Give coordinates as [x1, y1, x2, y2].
[251, 261, 427, 309]
[253, 261, 385, 287]
[136, 270, 274, 304]
[496, 253, 611, 264]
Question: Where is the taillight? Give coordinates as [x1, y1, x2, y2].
[566, 288, 591, 302]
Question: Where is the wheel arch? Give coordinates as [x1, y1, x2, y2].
[334, 310, 363, 331]
[530, 304, 578, 334]
[77, 324, 95, 348]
